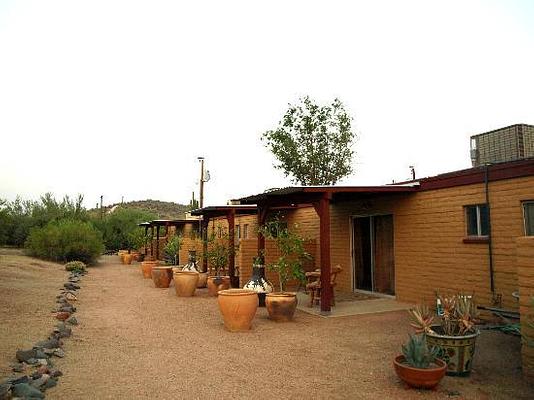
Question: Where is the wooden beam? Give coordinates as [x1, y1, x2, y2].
[257, 205, 269, 256]
[144, 226, 148, 256]
[156, 225, 160, 261]
[227, 209, 237, 287]
[317, 193, 332, 313]
[150, 225, 154, 259]
[202, 217, 209, 273]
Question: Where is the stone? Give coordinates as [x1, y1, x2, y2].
[29, 374, 49, 389]
[34, 349, 48, 359]
[58, 305, 75, 313]
[42, 378, 57, 391]
[26, 358, 39, 365]
[30, 372, 42, 380]
[37, 359, 48, 367]
[64, 292, 77, 301]
[0, 383, 11, 400]
[49, 369, 62, 378]
[66, 316, 78, 325]
[37, 366, 49, 375]
[53, 349, 65, 358]
[11, 383, 44, 399]
[43, 349, 55, 356]
[16, 349, 37, 363]
[7, 376, 29, 385]
[35, 338, 60, 349]
[55, 311, 71, 321]
[10, 363, 25, 373]
[63, 282, 80, 290]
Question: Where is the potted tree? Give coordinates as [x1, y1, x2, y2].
[204, 231, 234, 296]
[260, 218, 311, 322]
[393, 334, 447, 389]
[409, 293, 480, 376]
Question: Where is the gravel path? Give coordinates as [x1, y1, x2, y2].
[2, 253, 532, 399]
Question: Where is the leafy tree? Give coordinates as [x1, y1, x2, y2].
[262, 96, 355, 185]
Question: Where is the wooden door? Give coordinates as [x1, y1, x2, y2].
[373, 215, 395, 295]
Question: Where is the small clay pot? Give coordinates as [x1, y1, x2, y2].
[217, 289, 258, 332]
[123, 253, 133, 265]
[265, 292, 298, 322]
[151, 266, 173, 288]
[118, 250, 128, 264]
[207, 276, 231, 296]
[173, 271, 199, 297]
[141, 260, 159, 279]
[393, 355, 447, 389]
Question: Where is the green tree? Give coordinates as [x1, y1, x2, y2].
[262, 96, 355, 185]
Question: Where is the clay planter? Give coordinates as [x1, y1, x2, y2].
[425, 329, 480, 376]
[141, 260, 159, 279]
[217, 289, 258, 332]
[197, 272, 208, 288]
[131, 251, 141, 262]
[393, 355, 447, 389]
[151, 266, 173, 288]
[265, 292, 298, 322]
[118, 250, 127, 263]
[173, 271, 199, 297]
[123, 253, 133, 265]
[207, 276, 231, 296]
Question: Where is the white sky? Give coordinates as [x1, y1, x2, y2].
[1, 0, 533, 208]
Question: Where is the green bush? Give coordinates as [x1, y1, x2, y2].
[25, 219, 104, 264]
[65, 260, 87, 272]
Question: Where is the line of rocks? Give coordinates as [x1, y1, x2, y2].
[0, 270, 86, 399]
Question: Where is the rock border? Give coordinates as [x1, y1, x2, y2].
[0, 269, 86, 399]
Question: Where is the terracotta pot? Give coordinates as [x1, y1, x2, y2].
[207, 276, 231, 296]
[173, 271, 199, 297]
[141, 260, 159, 279]
[425, 330, 479, 376]
[118, 250, 127, 263]
[123, 253, 133, 265]
[197, 272, 208, 288]
[151, 266, 173, 288]
[217, 289, 258, 332]
[265, 292, 298, 322]
[131, 251, 141, 262]
[393, 355, 447, 389]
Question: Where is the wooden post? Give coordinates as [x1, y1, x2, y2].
[316, 193, 332, 313]
[144, 226, 148, 256]
[150, 225, 154, 258]
[202, 217, 209, 273]
[156, 225, 160, 261]
[228, 209, 237, 287]
[257, 206, 268, 257]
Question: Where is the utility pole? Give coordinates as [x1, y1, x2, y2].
[198, 157, 205, 209]
[100, 195, 103, 219]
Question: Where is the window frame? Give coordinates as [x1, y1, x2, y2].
[463, 203, 489, 243]
[523, 200, 534, 236]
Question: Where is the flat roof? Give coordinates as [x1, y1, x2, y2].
[138, 219, 198, 227]
[190, 205, 258, 217]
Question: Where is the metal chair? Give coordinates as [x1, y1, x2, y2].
[305, 265, 342, 307]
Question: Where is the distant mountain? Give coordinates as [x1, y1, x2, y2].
[90, 199, 190, 220]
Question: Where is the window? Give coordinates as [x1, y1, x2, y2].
[465, 204, 489, 236]
[217, 226, 222, 238]
[243, 224, 249, 239]
[524, 201, 534, 236]
[235, 225, 241, 239]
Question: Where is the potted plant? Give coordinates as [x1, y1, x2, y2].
[409, 293, 480, 376]
[163, 235, 182, 266]
[260, 218, 311, 322]
[204, 231, 235, 296]
[393, 333, 447, 389]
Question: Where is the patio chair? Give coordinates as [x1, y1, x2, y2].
[305, 265, 342, 307]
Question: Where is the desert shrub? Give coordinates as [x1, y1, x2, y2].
[25, 219, 104, 264]
[65, 260, 87, 272]
[92, 207, 156, 251]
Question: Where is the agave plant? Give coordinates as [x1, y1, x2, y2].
[402, 334, 440, 369]
[408, 304, 435, 334]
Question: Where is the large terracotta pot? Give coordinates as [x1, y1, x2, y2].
[123, 253, 133, 265]
[118, 250, 128, 264]
[151, 266, 173, 288]
[265, 292, 298, 322]
[425, 329, 479, 376]
[393, 355, 447, 389]
[217, 289, 258, 332]
[207, 276, 231, 296]
[197, 272, 208, 288]
[174, 271, 199, 297]
[141, 260, 159, 279]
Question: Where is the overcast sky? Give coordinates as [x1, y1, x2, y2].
[1, 0, 533, 208]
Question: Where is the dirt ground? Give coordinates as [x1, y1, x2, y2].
[1, 252, 533, 399]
